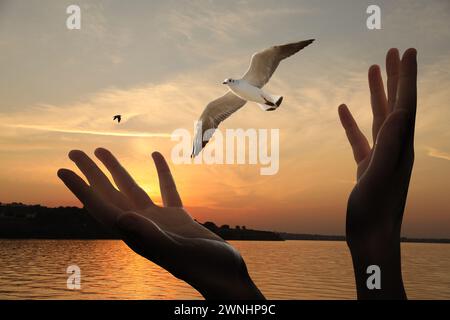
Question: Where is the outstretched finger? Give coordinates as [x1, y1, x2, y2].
[396, 48, 417, 120]
[57, 168, 123, 228]
[368, 65, 388, 143]
[338, 104, 371, 164]
[95, 148, 153, 209]
[68, 150, 131, 210]
[152, 152, 183, 207]
[386, 48, 401, 112]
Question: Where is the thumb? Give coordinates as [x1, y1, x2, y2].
[116, 212, 178, 262]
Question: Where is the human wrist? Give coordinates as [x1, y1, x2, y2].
[348, 239, 406, 299]
[194, 266, 265, 300]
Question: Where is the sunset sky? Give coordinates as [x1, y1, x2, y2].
[0, 0, 449, 237]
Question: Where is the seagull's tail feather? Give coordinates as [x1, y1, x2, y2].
[258, 103, 277, 111]
[258, 94, 282, 111]
[265, 94, 283, 107]
[273, 95, 283, 107]
[259, 94, 283, 111]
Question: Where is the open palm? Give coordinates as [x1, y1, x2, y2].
[338, 48, 416, 249]
[58, 148, 263, 299]
[338, 48, 417, 299]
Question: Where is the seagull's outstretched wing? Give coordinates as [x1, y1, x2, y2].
[192, 91, 246, 157]
[243, 39, 314, 88]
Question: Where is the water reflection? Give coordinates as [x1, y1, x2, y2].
[0, 240, 448, 299]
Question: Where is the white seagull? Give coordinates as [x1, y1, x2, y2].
[192, 39, 315, 157]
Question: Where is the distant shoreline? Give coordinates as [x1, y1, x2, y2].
[1, 237, 450, 244]
[1, 203, 449, 244]
[278, 233, 450, 244]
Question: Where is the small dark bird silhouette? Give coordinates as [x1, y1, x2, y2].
[113, 115, 121, 123]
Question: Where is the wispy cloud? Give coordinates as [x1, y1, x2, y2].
[161, 3, 310, 43]
[427, 147, 450, 161]
[0, 77, 214, 139]
[156, 1, 312, 61]
[4, 124, 172, 138]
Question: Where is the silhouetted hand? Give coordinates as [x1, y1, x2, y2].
[58, 148, 264, 299]
[338, 48, 417, 299]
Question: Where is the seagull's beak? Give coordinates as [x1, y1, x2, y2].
[222, 81, 227, 85]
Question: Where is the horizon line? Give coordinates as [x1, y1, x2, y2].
[1, 201, 450, 242]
